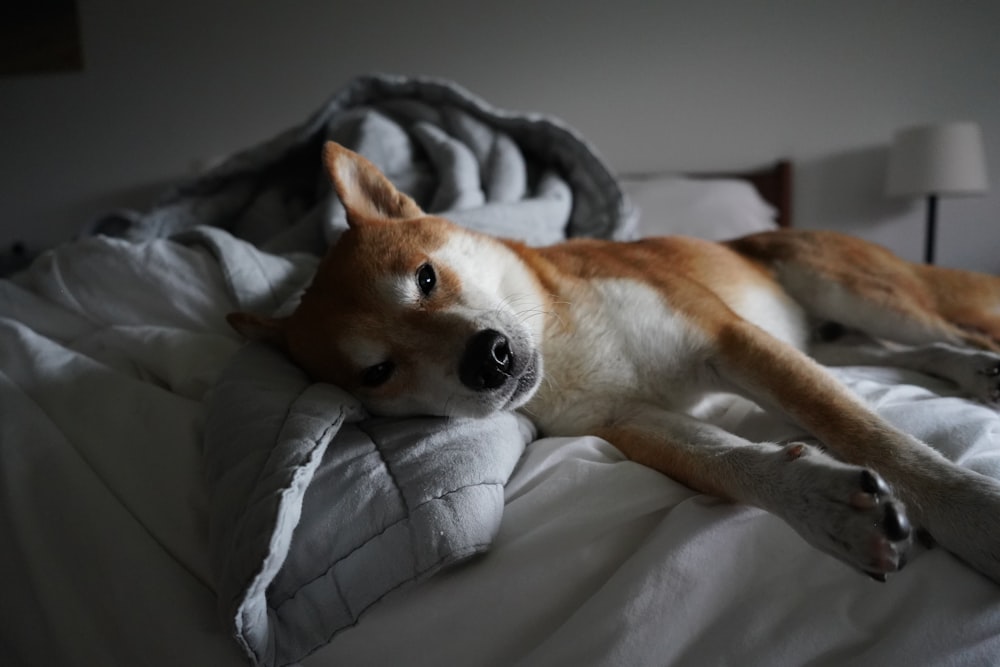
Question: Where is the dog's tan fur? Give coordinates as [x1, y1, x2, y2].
[230, 142, 1000, 583]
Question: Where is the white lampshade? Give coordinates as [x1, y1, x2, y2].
[886, 121, 989, 197]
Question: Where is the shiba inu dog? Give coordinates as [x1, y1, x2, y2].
[229, 142, 1000, 583]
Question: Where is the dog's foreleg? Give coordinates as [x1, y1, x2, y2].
[710, 320, 1000, 582]
[595, 407, 911, 580]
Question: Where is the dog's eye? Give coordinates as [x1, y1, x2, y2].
[361, 361, 395, 387]
[416, 263, 436, 296]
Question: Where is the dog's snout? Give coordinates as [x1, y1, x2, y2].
[460, 329, 513, 391]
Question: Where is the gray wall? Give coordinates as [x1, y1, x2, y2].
[2, 0, 998, 270]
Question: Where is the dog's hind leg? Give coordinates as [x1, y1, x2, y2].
[728, 230, 1000, 352]
[729, 230, 1000, 404]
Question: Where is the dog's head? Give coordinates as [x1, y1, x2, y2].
[228, 142, 545, 418]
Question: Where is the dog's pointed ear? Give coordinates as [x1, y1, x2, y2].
[226, 311, 287, 347]
[323, 141, 424, 227]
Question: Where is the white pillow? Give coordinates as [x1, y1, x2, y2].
[620, 176, 778, 240]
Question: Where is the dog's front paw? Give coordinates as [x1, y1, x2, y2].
[772, 442, 913, 580]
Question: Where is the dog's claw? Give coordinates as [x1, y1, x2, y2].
[860, 469, 889, 496]
[866, 571, 888, 583]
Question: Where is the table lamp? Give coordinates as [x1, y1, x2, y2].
[886, 122, 989, 264]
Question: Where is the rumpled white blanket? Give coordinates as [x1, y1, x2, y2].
[0, 234, 247, 666]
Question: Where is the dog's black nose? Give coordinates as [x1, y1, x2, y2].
[460, 329, 513, 391]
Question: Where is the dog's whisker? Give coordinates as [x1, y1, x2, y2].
[535, 373, 562, 397]
[514, 307, 550, 324]
[518, 405, 541, 421]
[442, 393, 461, 419]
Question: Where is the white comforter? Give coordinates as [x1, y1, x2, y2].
[3, 232, 1000, 666]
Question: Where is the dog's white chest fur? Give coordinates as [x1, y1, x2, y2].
[526, 278, 714, 435]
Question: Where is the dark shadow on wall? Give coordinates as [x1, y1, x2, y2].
[2, 177, 175, 274]
[73, 179, 177, 237]
[795, 145, 914, 232]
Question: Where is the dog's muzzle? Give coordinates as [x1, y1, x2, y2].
[458, 328, 542, 413]
[460, 329, 513, 391]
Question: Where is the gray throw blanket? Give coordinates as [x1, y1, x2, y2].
[93, 73, 635, 251]
[104, 75, 634, 666]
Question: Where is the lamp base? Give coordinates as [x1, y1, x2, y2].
[924, 194, 938, 265]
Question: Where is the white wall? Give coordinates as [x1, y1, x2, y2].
[2, 0, 998, 270]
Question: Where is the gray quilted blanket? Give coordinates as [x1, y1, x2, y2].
[107, 75, 633, 666]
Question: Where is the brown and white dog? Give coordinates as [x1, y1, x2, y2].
[230, 141, 1000, 583]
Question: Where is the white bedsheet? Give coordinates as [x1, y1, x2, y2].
[309, 375, 1000, 667]
[3, 234, 1000, 666]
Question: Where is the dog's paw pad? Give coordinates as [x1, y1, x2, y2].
[865, 541, 909, 582]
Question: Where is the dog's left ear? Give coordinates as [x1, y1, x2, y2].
[323, 141, 424, 227]
[226, 312, 287, 348]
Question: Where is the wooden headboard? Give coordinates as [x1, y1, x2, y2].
[689, 160, 793, 228]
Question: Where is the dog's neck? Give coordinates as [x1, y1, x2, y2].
[495, 238, 578, 342]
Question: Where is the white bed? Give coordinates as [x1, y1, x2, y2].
[3, 76, 999, 667]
